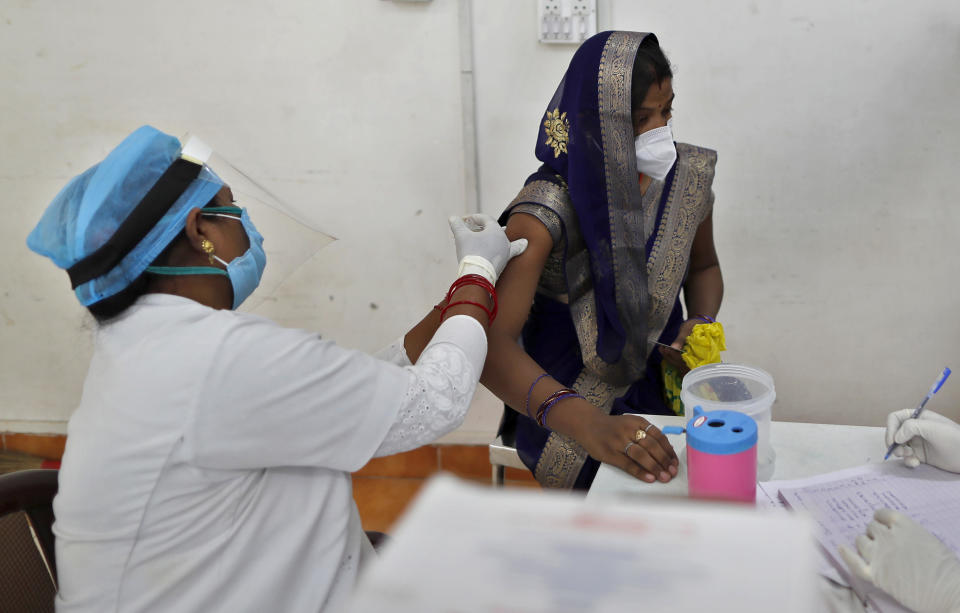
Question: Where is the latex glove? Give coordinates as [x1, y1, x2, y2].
[817, 576, 866, 613]
[448, 214, 527, 284]
[838, 509, 960, 613]
[885, 409, 960, 473]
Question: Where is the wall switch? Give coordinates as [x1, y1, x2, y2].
[538, 0, 597, 45]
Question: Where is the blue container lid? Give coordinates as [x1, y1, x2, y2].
[685, 406, 757, 455]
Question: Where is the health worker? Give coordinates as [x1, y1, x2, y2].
[27, 125, 526, 612]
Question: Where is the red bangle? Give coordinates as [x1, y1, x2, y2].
[445, 274, 498, 322]
[440, 300, 494, 325]
[447, 282, 495, 320]
[448, 273, 493, 290]
[447, 274, 496, 304]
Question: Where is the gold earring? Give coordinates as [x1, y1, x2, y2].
[200, 238, 216, 264]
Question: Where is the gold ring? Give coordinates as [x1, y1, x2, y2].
[634, 429, 647, 442]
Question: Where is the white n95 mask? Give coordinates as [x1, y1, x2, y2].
[635, 118, 677, 181]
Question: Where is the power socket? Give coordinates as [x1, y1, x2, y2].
[538, 0, 597, 45]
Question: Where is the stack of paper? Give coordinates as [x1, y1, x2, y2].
[759, 462, 960, 612]
[350, 474, 819, 613]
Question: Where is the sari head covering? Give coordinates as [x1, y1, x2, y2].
[526, 31, 661, 383]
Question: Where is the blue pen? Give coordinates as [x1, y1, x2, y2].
[883, 366, 952, 460]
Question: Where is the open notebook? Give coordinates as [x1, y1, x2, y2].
[759, 462, 960, 613]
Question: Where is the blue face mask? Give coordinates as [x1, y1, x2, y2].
[146, 207, 266, 309]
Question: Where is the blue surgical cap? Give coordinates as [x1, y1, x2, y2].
[27, 125, 223, 306]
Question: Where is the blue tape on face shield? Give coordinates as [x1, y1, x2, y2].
[146, 208, 266, 309]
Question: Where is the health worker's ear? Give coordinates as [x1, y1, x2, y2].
[183, 207, 218, 258]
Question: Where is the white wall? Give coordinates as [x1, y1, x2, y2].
[2, 0, 959, 439]
[1, 0, 468, 432]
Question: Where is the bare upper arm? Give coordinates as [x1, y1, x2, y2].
[688, 211, 719, 274]
[493, 212, 555, 339]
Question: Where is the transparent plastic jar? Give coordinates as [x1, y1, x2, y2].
[681, 363, 776, 480]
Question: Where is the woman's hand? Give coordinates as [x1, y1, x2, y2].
[659, 318, 699, 373]
[573, 409, 679, 483]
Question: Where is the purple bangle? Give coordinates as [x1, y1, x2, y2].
[692, 314, 715, 324]
[524, 373, 549, 419]
[539, 392, 584, 430]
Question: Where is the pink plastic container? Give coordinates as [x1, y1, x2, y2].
[665, 406, 758, 503]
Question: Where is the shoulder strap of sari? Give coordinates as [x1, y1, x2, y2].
[500, 172, 574, 249]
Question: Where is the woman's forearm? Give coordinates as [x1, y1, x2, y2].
[481, 332, 553, 413]
[480, 331, 602, 439]
[481, 328, 676, 482]
[683, 263, 723, 319]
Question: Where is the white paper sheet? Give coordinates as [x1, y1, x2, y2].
[777, 463, 960, 563]
[774, 462, 960, 613]
[350, 474, 820, 613]
[756, 482, 786, 510]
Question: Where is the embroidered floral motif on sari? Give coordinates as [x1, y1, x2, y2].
[543, 109, 570, 158]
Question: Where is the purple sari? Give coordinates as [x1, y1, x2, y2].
[498, 31, 718, 489]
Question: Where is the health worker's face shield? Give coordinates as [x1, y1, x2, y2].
[179, 135, 335, 309]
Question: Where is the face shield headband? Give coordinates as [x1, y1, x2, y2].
[65, 154, 205, 290]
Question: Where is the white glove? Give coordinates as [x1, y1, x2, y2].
[886, 409, 960, 473]
[448, 214, 527, 284]
[838, 509, 960, 613]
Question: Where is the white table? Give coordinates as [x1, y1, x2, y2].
[587, 414, 886, 501]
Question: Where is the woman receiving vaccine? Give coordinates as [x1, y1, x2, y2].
[482, 31, 722, 489]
